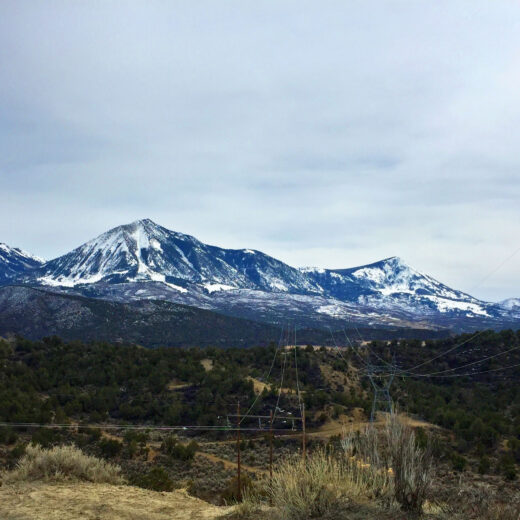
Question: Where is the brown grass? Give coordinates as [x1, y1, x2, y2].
[2, 444, 123, 484]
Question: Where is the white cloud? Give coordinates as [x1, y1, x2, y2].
[1, 0, 519, 302]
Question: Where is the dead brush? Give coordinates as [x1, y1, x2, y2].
[2, 444, 123, 484]
[266, 449, 350, 520]
[385, 414, 434, 514]
[341, 425, 393, 502]
[435, 482, 520, 520]
[342, 413, 434, 515]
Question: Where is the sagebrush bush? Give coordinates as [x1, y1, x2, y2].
[130, 466, 174, 492]
[384, 414, 433, 513]
[266, 450, 349, 519]
[3, 444, 123, 484]
[342, 413, 434, 514]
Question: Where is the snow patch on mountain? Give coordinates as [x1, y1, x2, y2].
[204, 283, 236, 293]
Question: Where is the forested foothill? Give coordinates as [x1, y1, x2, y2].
[0, 330, 519, 507]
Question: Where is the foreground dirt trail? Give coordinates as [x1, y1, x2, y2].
[0, 482, 231, 520]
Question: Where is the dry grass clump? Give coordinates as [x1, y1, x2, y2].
[436, 483, 520, 520]
[265, 450, 352, 519]
[384, 414, 434, 513]
[341, 425, 392, 501]
[3, 444, 123, 484]
[342, 413, 434, 515]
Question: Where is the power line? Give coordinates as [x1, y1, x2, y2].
[402, 329, 488, 373]
[294, 326, 303, 419]
[467, 243, 520, 295]
[272, 340, 288, 422]
[0, 422, 300, 433]
[239, 324, 285, 425]
[398, 360, 520, 379]
[400, 343, 520, 378]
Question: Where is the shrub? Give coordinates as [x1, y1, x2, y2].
[98, 438, 123, 458]
[131, 466, 174, 492]
[220, 474, 254, 504]
[498, 453, 517, 481]
[161, 435, 198, 461]
[267, 450, 349, 519]
[31, 427, 63, 448]
[341, 414, 434, 515]
[478, 455, 491, 474]
[451, 453, 467, 472]
[341, 426, 392, 499]
[0, 426, 17, 445]
[3, 444, 122, 484]
[384, 414, 434, 514]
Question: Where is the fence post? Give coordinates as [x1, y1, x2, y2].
[236, 401, 242, 501]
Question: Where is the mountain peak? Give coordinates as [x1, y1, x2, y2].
[128, 218, 158, 228]
[29, 220, 317, 293]
[0, 242, 44, 283]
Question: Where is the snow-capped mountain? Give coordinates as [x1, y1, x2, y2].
[0, 243, 44, 283]
[26, 219, 320, 294]
[500, 298, 520, 311]
[302, 257, 497, 320]
[9, 219, 520, 331]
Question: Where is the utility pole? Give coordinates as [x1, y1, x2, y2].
[302, 402, 306, 464]
[269, 409, 273, 482]
[236, 401, 242, 501]
[269, 409, 273, 505]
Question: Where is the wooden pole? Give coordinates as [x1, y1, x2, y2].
[236, 401, 242, 501]
[269, 409, 273, 506]
[269, 409, 273, 480]
[302, 402, 306, 464]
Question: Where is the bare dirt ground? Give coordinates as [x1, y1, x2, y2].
[0, 482, 231, 520]
[247, 376, 293, 395]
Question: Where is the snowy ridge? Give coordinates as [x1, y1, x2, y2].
[26, 219, 320, 294]
[0, 243, 44, 283]
[6, 220, 520, 331]
[500, 298, 520, 311]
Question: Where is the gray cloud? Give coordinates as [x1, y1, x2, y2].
[1, 1, 520, 302]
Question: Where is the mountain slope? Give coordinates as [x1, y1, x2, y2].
[0, 285, 285, 347]
[302, 256, 504, 323]
[0, 285, 448, 344]
[14, 219, 520, 331]
[29, 219, 319, 294]
[0, 243, 43, 283]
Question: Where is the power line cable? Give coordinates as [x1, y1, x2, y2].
[400, 360, 520, 379]
[399, 343, 520, 378]
[240, 324, 285, 425]
[402, 329, 488, 373]
[272, 340, 288, 422]
[293, 325, 303, 418]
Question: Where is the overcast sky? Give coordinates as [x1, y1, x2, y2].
[1, 1, 520, 302]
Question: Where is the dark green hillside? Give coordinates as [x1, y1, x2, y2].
[0, 331, 518, 476]
[0, 285, 286, 348]
[0, 285, 448, 347]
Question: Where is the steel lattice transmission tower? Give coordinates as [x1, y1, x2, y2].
[367, 359, 397, 422]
